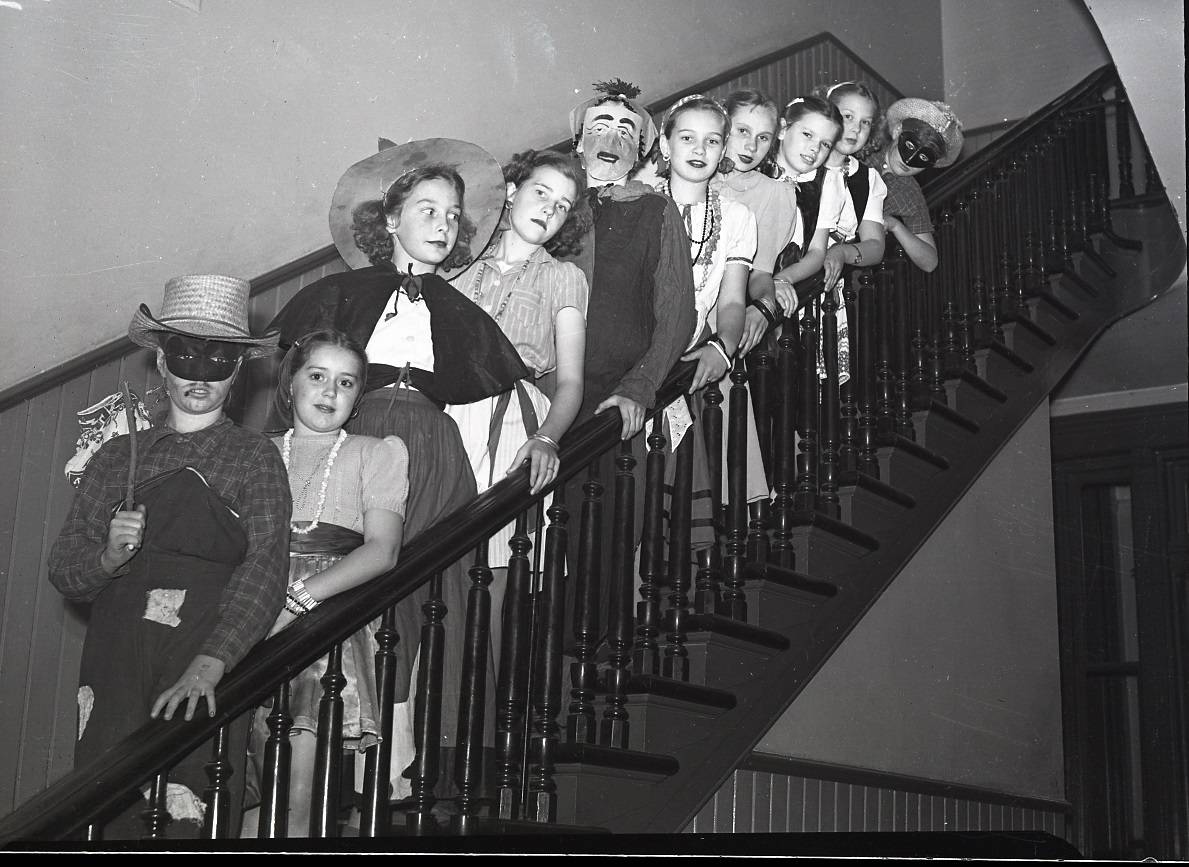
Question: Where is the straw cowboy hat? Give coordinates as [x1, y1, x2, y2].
[127, 273, 279, 358]
[328, 137, 505, 280]
[885, 98, 965, 167]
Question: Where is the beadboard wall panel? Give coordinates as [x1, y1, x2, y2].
[687, 763, 1070, 839]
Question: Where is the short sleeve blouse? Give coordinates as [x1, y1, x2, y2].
[715, 171, 799, 273]
[457, 245, 589, 377]
[279, 432, 410, 532]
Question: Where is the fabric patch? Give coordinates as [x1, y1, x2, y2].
[77, 685, 95, 741]
[139, 782, 207, 823]
[143, 588, 186, 627]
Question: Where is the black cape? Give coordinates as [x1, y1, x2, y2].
[268, 262, 529, 405]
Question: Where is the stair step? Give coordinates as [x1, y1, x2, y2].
[598, 674, 737, 753]
[1048, 267, 1100, 299]
[911, 399, 980, 458]
[1074, 241, 1118, 279]
[1027, 289, 1080, 334]
[785, 508, 880, 580]
[674, 613, 790, 688]
[1000, 314, 1056, 361]
[974, 340, 1034, 384]
[875, 434, 949, 499]
[939, 369, 1006, 425]
[742, 562, 837, 631]
[838, 470, 917, 534]
[552, 743, 679, 828]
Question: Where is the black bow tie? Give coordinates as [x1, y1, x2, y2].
[384, 273, 424, 320]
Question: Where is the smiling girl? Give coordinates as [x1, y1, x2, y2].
[243, 329, 407, 837]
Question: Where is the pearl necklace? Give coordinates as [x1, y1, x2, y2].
[281, 429, 347, 535]
[660, 180, 722, 298]
[469, 254, 534, 323]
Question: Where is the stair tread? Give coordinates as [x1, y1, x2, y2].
[977, 339, 1034, 374]
[684, 612, 791, 650]
[749, 562, 839, 598]
[554, 741, 679, 776]
[1033, 288, 1081, 321]
[840, 469, 918, 509]
[624, 673, 738, 708]
[876, 433, 950, 471]
[787, 508, 881, 551]
[948, 367, 1008, 404]
[1002, 312, 1057, 345]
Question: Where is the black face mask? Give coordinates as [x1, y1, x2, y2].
[162, 335, 242, 382]
[897, 130, 942, 169]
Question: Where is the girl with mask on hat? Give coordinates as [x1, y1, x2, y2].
[870, 98, 965, 273]
[241, 328, 407, 838]
[268, 139, 527, 811]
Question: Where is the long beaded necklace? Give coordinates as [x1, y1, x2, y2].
[660, 180, 722, 298]
[281, 428, 347, 535]
[468, 255, 534, 323]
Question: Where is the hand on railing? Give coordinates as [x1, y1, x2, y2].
[594, 394, 647, 440]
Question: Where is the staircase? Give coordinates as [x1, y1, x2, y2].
[0, 61, 1183, 849]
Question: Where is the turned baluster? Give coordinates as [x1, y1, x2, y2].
[142, 772, 172, 838]
[702, 381, 725, 530]
[855, 268, 880, 476]
[199, 726, 234, 839]
[527, 501, 569, 823]
[793, 299, 820, 511]
[837, 273, 859, 474]
[722, 358, 750, 620]
[770, 317, 798, 568]
[891, 253, 916, 439]
[567, 471, 603, 745]
[359, 605, 398, 836]
[496, 514, 533, 819]
[1114, 91, 1135, 198]
[601, 442, 636, 749]
[258, 682, 293, 839]
[453, 544, 495, 829]
[633, 428, 667, 675]
[406, 572, 447, 834]
[310, 643, 345, 838]
[748, 349, 775, 487]
[662, 429, 694, 681]
[874, 262, 897, 437]
[818, 287, 842, 517]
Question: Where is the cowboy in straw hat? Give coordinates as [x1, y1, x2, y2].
[48, 274, 291, 837]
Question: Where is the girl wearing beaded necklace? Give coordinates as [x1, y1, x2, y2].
[241, 329, 408, 838]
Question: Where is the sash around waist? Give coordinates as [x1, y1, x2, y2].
[289, 522, 365, 555]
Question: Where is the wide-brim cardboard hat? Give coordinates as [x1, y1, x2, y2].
[329, 137, 505, 280]
[128, 273, 279, 358]
[885, 98, 965, 167]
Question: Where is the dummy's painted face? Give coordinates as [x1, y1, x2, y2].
[778, 112, 840, 176]
[725, 104, 778, 173]
[661, 107, 726, 185]
[506, 166, 577, 248]
[386, 177, 461, 272]
[162, 334, 242, 382]
[289, 343, 364, 436]
[832, 93, 877, 157]
[577, 100, 641, 184]
[894, 129, 943, 173]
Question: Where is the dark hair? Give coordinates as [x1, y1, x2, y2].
[722, 88, 780, 174]
[273, 328, 369, 429]
[502, 149, 592, 258]
[351, 165, 478, 271]
[571, 96, 652, 161]
[780, 94, 844, 131]
[816, 81, 883, 162]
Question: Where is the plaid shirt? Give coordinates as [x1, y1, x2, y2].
[880, 168, 934, 235]
[48, 416, 291, 670]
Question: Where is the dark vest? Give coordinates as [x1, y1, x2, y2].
[774, 160, 872, 271]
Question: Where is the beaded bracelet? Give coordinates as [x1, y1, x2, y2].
[530, 432, 560, 451]
[288, 577, 319, 612]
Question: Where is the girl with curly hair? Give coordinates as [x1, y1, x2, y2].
[444, 150, 590, 666]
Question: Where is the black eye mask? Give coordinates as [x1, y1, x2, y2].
[163, 335, 242, 382]
[897, 130, 942, 169]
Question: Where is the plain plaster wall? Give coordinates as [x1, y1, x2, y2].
[0, 0, 943, 395]
[759, 404, 1065, 800]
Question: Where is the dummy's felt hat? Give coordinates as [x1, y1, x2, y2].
[568, 79, 659, 158]
[328, 137, 505, 280]
[885, 98, 965, 167]
[128, 274, 279, 358]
